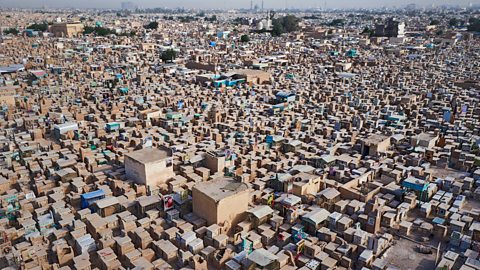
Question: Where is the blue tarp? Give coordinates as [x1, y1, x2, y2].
[177, 100, 184, 109]
[80, 190, 105, 209]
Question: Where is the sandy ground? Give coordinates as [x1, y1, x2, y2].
[383, 237, 437, 270]
[428, 166, 469, 180]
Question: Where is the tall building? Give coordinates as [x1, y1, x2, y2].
[124, 148, 174, 191]
[375, 18, 405, 38]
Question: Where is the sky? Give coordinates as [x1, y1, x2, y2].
[0, 0, 474, 9]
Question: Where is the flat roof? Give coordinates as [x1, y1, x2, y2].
[416, 132, 437, 141]
[125, 148, 170, 164]
[231, 69, 271, 77]
[138, 195, 161, 207]
[81, 189, 105, 200]
[363, 134, 390, 145]
[303, 208, 330, 224]
[95, 197, 119, 209]
[248, 205, 274, 219]
[193, 177, 248, 203]
[247, 248, 278, 267]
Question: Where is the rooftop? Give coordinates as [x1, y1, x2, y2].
[125, 148, 171, 164]
[193, 177, 248, 203]
[363, 134, 390, 146]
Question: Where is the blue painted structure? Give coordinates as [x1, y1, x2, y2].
[276, 92, 296, 103]
[118, 87, 129, 94]
[80, 189, 105, 209]
[402, 178, 429, 192]
[106, 122, 120, 132]
[346, 49, 357, 57]
[213, 78, 246, 88]
[432, 217, 445, 225]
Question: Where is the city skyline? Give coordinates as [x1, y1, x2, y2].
[0, 0, 475, 9]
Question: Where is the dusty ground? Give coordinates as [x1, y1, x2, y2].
[383, 237, 437, 270]
[380, 166, 471, 269]
[428, 166, 469, 180]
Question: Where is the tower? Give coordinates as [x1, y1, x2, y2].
[365, 198, 382, 234]
[262, 0, 264, 10]
[366, 210, 382, 234]
[209, 103, 221, 123]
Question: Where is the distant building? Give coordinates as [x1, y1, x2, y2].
[192, 177, 249, 234]
[375, 18, 405, 38]
[256, 11, 273, 31]
[0, 64, 25, 74]
[405, 3, 417, 11]
[231, 69, 271, 85]
[49, 22, 84, 38]
[124, 148, 174, 190]
[121, 1, 138, 10]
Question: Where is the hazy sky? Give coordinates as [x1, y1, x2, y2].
[0, 0, 473, 9]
